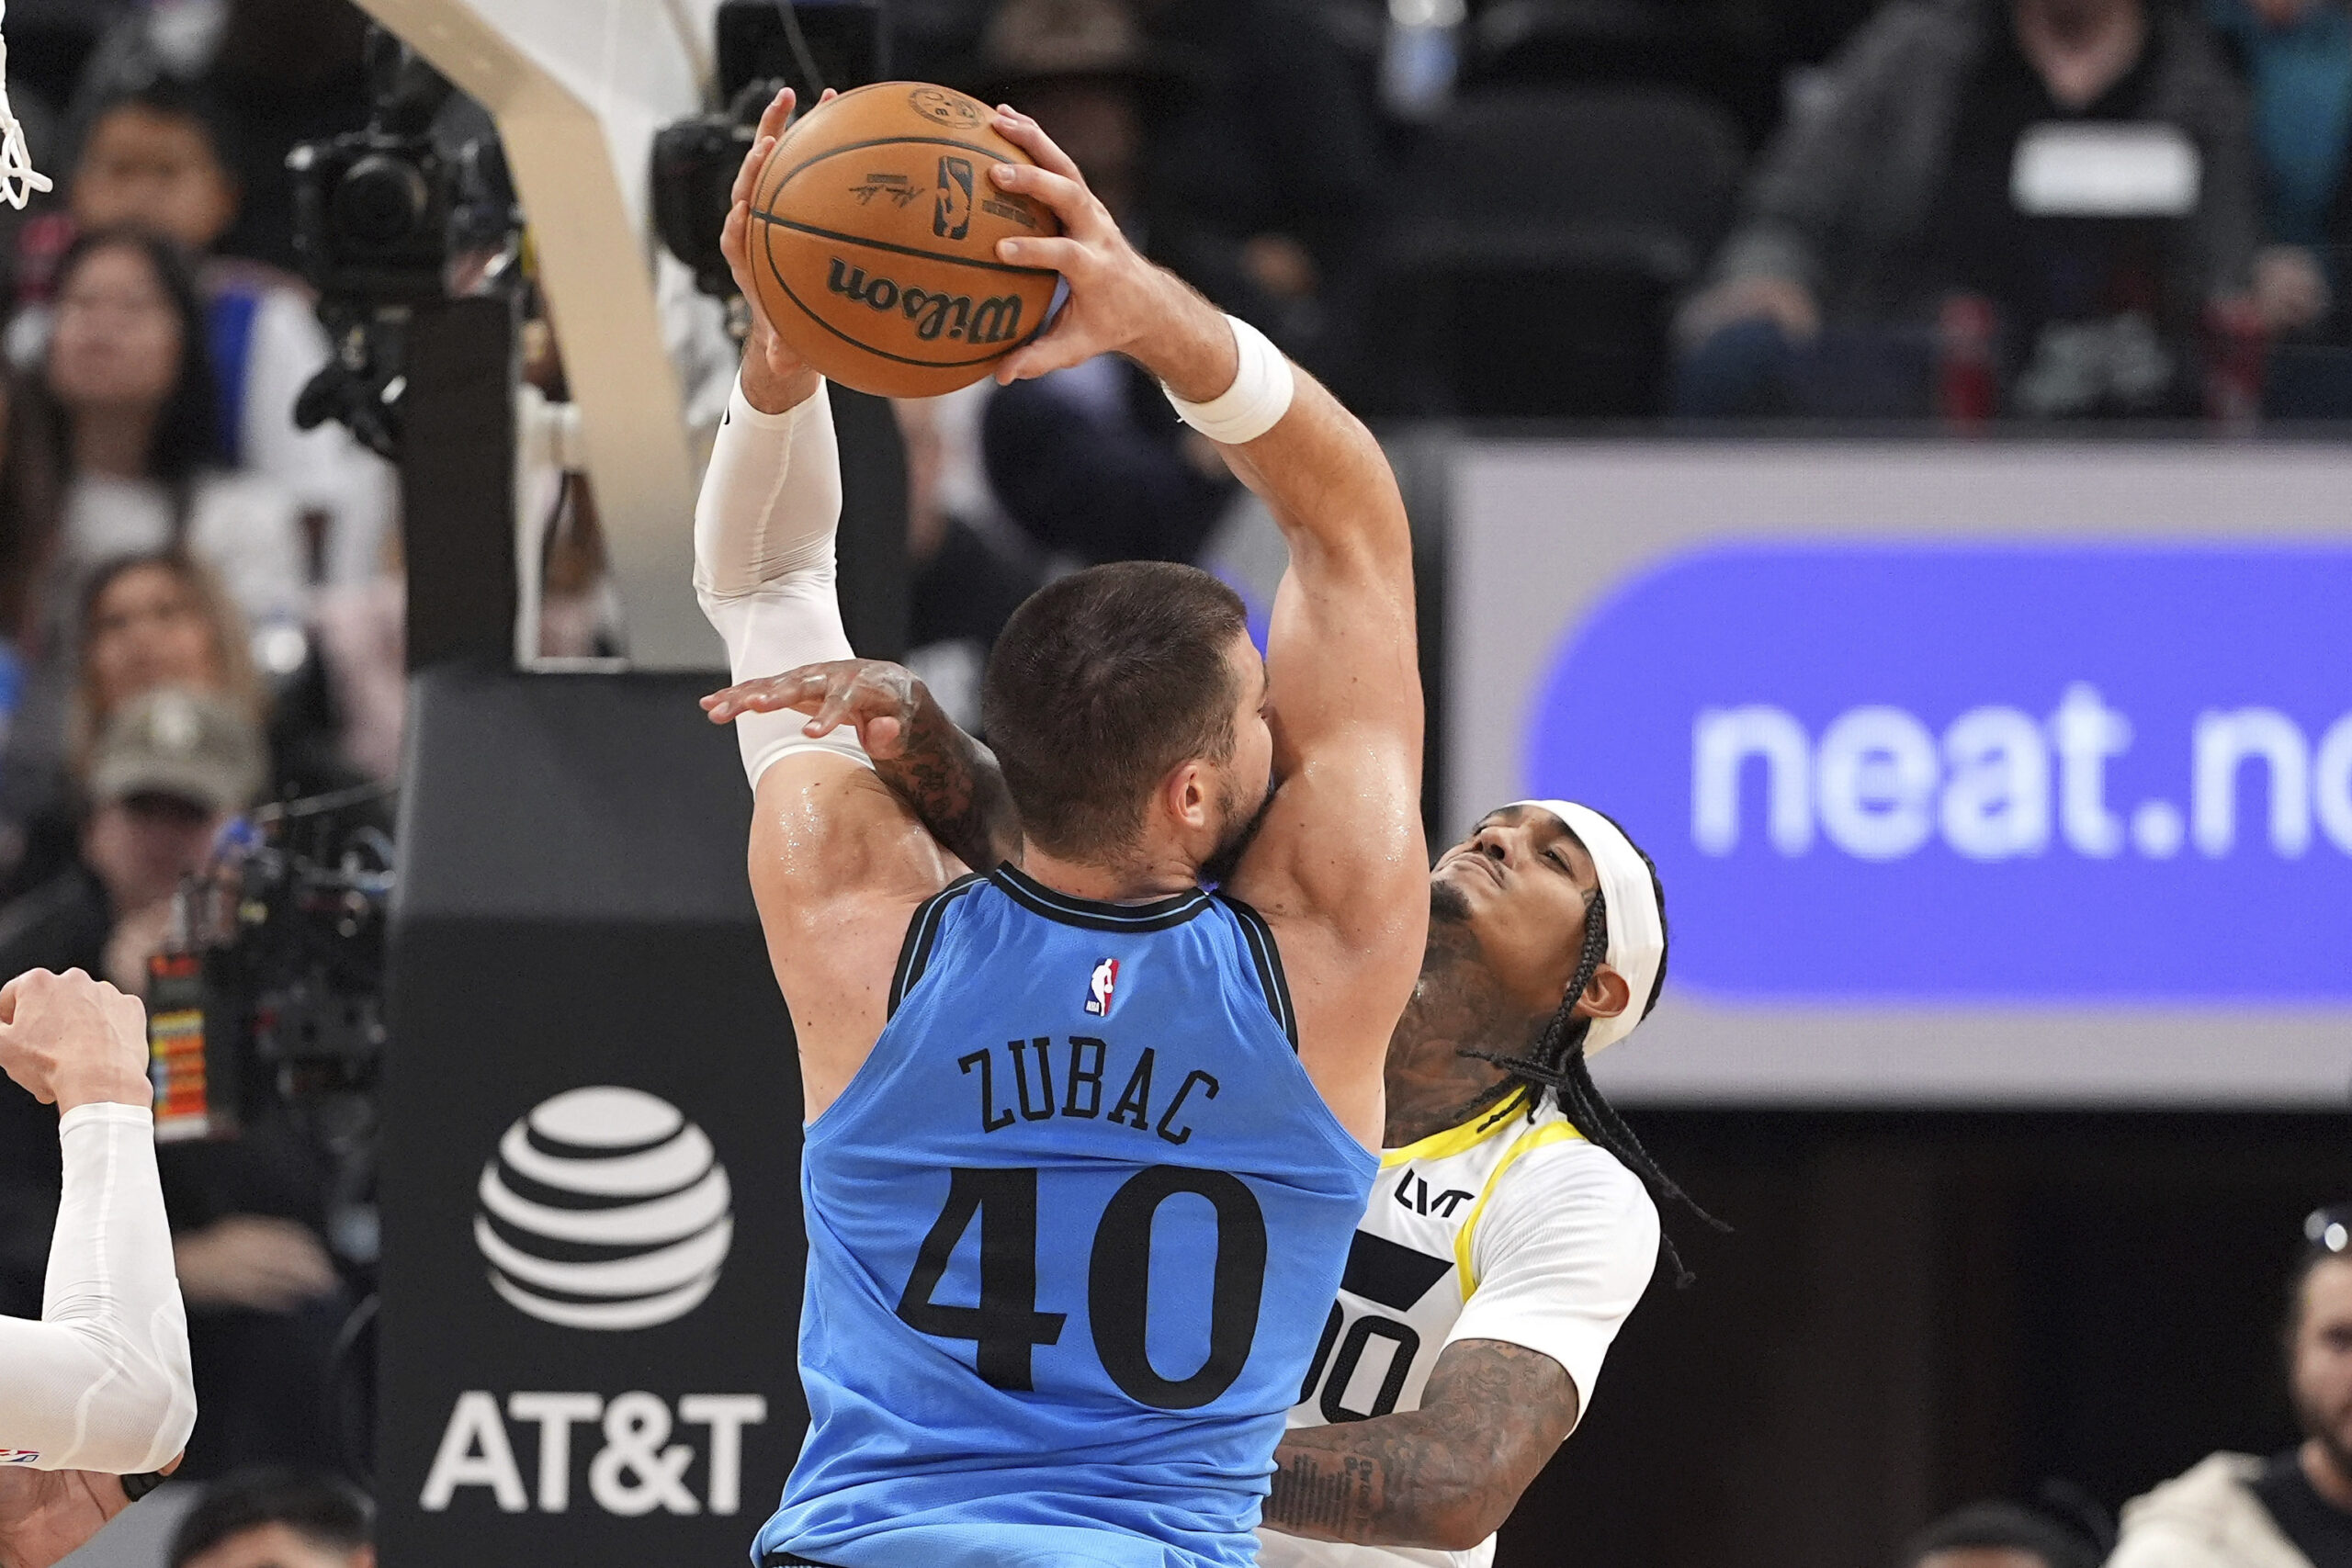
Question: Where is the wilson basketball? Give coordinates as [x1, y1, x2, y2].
[747, 83, 1062, 398]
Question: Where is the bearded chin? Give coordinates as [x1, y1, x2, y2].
[1430, 878, 1472, 923]
[1199, 772, 1278, 886]
[2298, 1382, 2352, 1477]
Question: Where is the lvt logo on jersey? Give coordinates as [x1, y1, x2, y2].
[474, 1087, 732, 1331]
[1084, 957, 1119, 1017]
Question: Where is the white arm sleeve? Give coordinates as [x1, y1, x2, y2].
[0, 1105, 195, 1473]
[1449, 1143, 1660, 1430]
[694, 373, 870, 785]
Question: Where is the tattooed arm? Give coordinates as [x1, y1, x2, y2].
[702, 659, 1023, 872]
[1264, 1339, 1579, 1551]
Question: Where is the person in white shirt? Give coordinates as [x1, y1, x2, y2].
[0, 965, 196, 1568]
[706, 645, 1709, 1568]
[38, 226, 305, 633]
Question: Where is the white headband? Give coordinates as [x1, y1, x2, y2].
[1510, 801, 1665, 1057]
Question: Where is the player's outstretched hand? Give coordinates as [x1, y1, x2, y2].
[0, 969, 151, 1113]
[0, 1465, 132, 1568]
[720, 84, 838, 412]
[985, 107, 1204, 386]
[703, 659, 922, 760]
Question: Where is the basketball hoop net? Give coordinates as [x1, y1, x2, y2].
[0, 2, 51, 210]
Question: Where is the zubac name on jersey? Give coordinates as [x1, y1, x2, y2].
[756, 865, 1379, 1568]
[956, 1032, 1220, 1145]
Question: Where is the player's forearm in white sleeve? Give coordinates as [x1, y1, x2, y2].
[0, 1105, 195, 1473]
[693, 371, 869, 784]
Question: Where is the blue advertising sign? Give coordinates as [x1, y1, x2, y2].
[1525, 545, 2352, 1002]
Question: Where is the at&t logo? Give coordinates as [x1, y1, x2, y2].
[475, 1087, 731, 1331]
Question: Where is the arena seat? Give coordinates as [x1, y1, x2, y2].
[1365, 85, 1744, 419]
[1465, 0, 1782, 147]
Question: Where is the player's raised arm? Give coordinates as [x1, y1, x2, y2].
[700, 87, 960, 1118]
[988, 107, 1426, 1147]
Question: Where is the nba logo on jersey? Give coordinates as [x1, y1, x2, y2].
[0, 1450, 40, 1466]
[1084, 957, 1119, 1017]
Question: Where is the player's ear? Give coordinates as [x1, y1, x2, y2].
[1159, 758, 1211, 832]
[1573, 964, 1632, 1021]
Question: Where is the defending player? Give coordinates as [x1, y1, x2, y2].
[697, 89, 1427, 1568]
[708, 663, 1702, 1568]
[0, 967, 196, 1568]
[1255, 799, 1687, 1568]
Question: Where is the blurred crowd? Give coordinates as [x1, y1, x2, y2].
[888, 0, 2352, 426]
[0, 0, 2340, 1560]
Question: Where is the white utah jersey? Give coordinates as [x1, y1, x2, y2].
[1256, 1092, 1659, 1568]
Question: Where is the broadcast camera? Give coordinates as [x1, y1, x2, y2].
[288, 27, 520, 459]
[651, 0, 885, 304]
[148, 793, 395, 1144]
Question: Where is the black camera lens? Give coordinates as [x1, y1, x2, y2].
[333, 153, 434, 249]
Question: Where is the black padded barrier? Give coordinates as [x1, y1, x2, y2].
[379, 665, 807, 1563]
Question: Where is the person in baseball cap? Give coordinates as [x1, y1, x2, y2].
[0, 687, 262, 987]
[87, 686, 266, 821]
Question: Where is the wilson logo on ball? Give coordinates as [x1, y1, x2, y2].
[824, 259, 1026, 344]
[473, 1087, 731, 1332]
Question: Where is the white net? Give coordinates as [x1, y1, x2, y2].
[0, 1, 51, 210]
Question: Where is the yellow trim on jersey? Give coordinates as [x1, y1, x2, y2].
[1377, 1100, 1527, 1169]
[1453, 1121, 1585, 1292]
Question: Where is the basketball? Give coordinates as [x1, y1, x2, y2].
[746, 82, 1063, 398]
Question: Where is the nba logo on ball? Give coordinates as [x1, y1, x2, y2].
[1085, 958, 1119, 1017]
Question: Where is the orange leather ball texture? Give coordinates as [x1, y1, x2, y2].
[747, 83, 1063, 398]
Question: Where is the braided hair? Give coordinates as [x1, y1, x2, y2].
[1463, 829, 1724, 1285]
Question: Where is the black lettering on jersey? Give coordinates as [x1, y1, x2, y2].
[1108, 1046, 1157, 1128]
[1392, 1171, 1476, 1219]
[1155, 1068, 1218, 1146]
[960, 1048, 1012, 1133]
[1064, 1036, 1106, 1118]
[1012, 1037, 1057, 1121]
[1340, 1230, 1454, 1313]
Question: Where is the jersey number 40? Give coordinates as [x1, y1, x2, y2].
[896, 1165, 1269, 1410]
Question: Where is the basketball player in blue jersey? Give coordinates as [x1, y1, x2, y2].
[694, 89, 1429, 1568]
[711, 658, 1724, 1568]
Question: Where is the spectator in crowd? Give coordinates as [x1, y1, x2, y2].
[1135, 0, 1386, 374]
[2206, 0, 2352, 412]
[968, 0, 1384, 374]
[46, 77, 397, 583]
[63, 0, 374, 280]
[1899, 1500, 2104, 1568]
[2107, 1206, 2352, 1568]
[0, 684, 260, 994]
[1672, 0, 2259, 420]
[32, 225, 303, 629]
[968, 0, 1242, 569]
[169, 1467, 373, 1568]
[0, 549, 356, 900]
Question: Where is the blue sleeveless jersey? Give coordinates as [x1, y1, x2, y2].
[756, 864, 1378, 1568]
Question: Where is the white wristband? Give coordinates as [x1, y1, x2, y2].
[1164, 315, 1295, 445]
